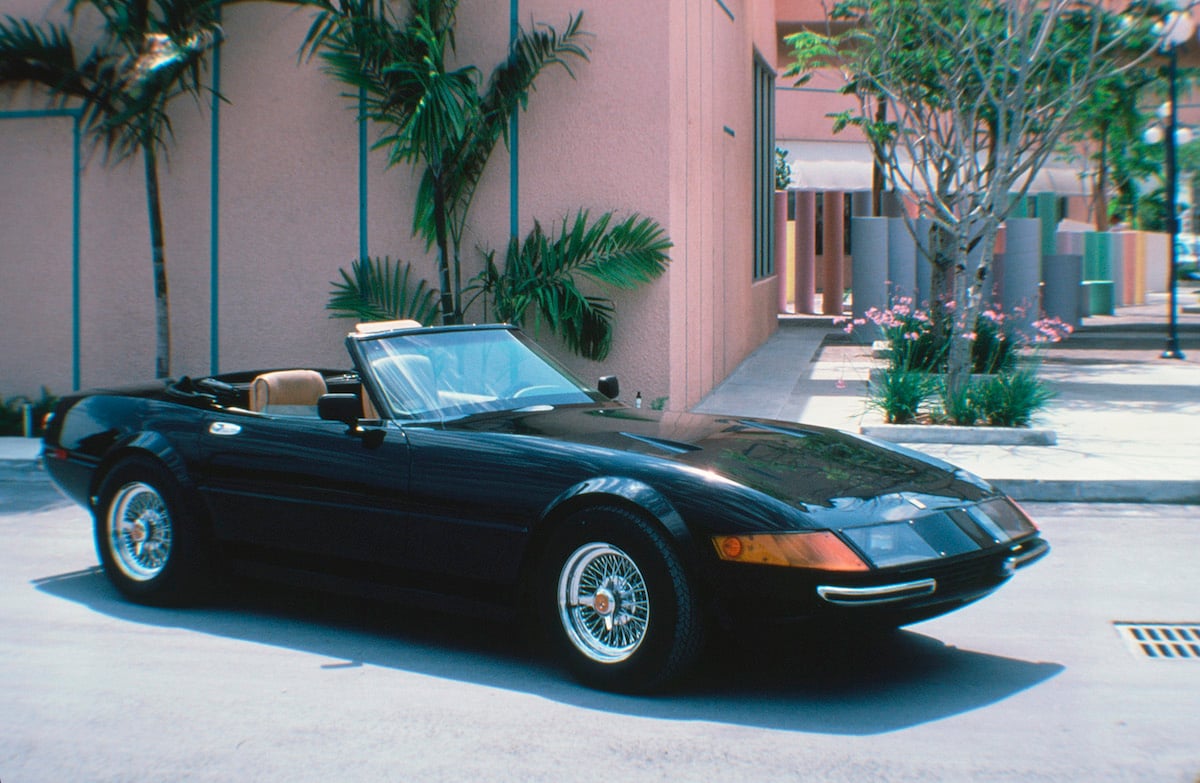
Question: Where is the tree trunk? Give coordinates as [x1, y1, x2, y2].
[144, 149, 171, 378]
[432, 177, 457, 324]
[1095, 123, 1110, 231]
[871, 96, 887, 216]
[944, 219, 999, 399]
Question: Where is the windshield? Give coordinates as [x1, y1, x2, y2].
[356, 327, 597, 419]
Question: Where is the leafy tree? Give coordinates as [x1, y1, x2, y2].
[787, 0, 1157, 395]
[0, 2, 224, 378]
[299, 0, 589, 324]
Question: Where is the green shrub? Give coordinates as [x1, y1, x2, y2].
[973, 370, 1055, 427]
[0, 388, 58, 437]
[936, 377, 982, 426]
[867, 369, 938, 424]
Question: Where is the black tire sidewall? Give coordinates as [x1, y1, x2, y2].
[540, 505, 701, 692]
[94, 456, 204, 605]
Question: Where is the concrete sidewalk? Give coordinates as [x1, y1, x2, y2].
[695, 288, 1200, 503]
[4, 288, 1198, 503]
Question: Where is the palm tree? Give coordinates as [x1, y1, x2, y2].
[300, 0, 590, 324]
[469, 211, 672, 361]
[0, 1, 222, 378]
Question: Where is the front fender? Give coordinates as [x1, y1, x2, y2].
[517, 476, 701, 598]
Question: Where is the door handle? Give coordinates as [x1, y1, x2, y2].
[208, 422, 242, 436]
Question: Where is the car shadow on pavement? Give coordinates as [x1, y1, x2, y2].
[33, 565, 1063, 736]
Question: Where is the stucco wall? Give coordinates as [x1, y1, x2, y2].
[0, 0, 778, 406]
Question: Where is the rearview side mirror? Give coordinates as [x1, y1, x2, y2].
[597, 375, 619, 400]
[318, 393, 361, 425]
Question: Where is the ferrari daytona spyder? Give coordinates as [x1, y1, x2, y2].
[42, 320, 1048, 691]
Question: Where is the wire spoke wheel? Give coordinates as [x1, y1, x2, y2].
[106, 481, 174, 582]
[557, 542, 650, 663]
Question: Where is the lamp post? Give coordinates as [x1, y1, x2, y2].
[1146, 10, 1194, 359]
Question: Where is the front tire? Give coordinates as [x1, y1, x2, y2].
[94, 457, 208, 605]
[541, 506, 704, 692]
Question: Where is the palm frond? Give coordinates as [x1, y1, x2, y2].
[439, 12, 591, 239]
[468, 211, 670, 360]
[0, 17, 88, 98]
[327, 256, 440, 325]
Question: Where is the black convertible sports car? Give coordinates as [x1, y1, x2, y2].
[42, 320, 1048, 691]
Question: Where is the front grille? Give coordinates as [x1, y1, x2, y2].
[1114, 623, 1200, 660]
[896, 550, 1008, 597]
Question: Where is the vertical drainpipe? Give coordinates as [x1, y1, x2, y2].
[72, 112, 82, 390]
[509, 0, 519, 239]
[210, 10, 222, 375]
[359, 86, 369, 260]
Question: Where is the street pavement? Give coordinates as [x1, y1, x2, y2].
[695, 287, 1200, 504]
[3, 286, 1199, 502]
[1, 499, 1197, 781]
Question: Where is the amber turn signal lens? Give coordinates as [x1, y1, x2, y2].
[711, 532, 868, 571]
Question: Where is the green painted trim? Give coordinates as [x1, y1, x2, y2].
[72, 115, 81, 389]
[210, 30, 222, 374]
[510, 0, 519, 238]
[1, 108, 83, 389]
[715, 0, 735, 22]
[359, 86, 368, 258]
[0, 109, 79, 120]
[723, 125, 736, 138]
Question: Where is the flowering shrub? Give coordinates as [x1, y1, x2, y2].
[842, 298, 1072, 375]
[842, 299, 1071, 426]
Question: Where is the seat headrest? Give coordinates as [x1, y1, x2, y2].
[249, 370, 327, 412]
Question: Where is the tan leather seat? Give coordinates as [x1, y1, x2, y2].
[248, 370, 327, 416]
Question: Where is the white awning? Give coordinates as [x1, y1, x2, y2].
[776, 140, 1091, 196]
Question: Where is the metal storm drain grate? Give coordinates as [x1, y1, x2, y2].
[1114, 623, 1200, 660]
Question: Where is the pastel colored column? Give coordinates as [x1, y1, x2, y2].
[1043, 253, 1083, 327]
[1000, 218, 1041, 319]
[887, 218, 916, 301]
[851, 217, 889, 320]
[823, 190, 845, 315]
[915, 217, 933, 304]
[1108, 231, 1125, 307]
[794, 190, 817, 314]
[775, 190, 788, 313]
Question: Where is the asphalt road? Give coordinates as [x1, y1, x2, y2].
[1, 471, 1197, 782]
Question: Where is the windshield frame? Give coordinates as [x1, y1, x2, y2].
[347, 324, 608, 422]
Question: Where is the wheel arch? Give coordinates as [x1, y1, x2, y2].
[518, 476, 702, 601]
[89, 432, 199, 514]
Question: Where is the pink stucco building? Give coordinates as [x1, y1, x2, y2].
[2, 0, 1114, 406]
[0, 0, 788, 406]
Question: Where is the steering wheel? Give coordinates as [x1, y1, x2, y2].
[505, 384, 561, 399]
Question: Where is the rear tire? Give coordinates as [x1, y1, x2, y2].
[94, 456, 209, 605]
[540, 505, 704, 692]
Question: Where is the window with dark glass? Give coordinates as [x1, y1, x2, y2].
[753, 55, 775, 281]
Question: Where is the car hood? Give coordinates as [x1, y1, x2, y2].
[446, 404, 995, 515]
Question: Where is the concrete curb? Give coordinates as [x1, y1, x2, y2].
[992, 479, 1200, 505]
[861, 424, 1057, 446]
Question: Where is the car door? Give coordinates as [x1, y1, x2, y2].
[195, 410, 412, 570]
